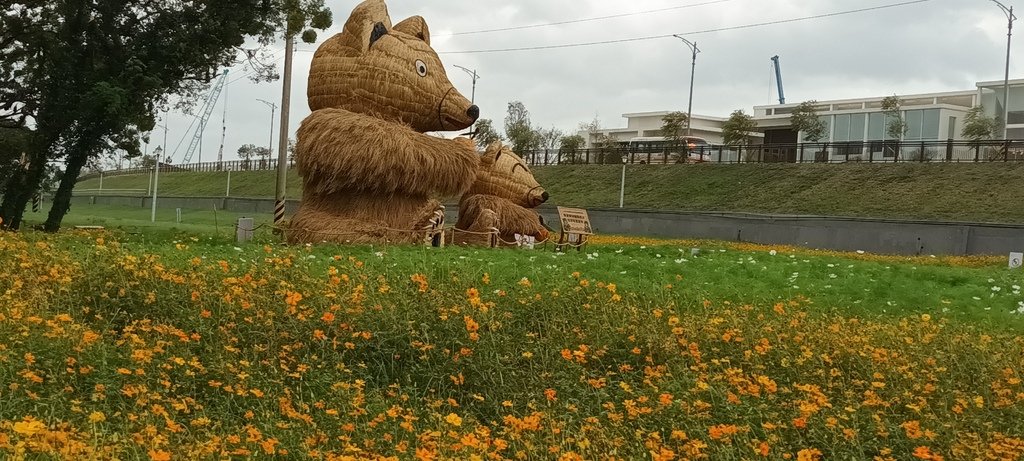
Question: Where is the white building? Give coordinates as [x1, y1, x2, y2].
[581, 112, 735, 147]
[579, 78, 1024, 154]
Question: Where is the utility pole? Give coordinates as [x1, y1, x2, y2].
[274, 36, 294, 228]
[990, 0, 1016, 140]
[257, 98, 277, 160]
[673, 35, 700, 137]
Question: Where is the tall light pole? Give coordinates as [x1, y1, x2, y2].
[257, 98, 277, 161]
[151, 121, 168, 222]
[453, 65, 479, 103]
[454, 65, 480, 131]
[673, 35, 700, 137]
[990, 0, 1016, 140]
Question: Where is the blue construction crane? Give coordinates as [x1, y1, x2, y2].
[771, 55, 785, 105]
[173, 70, 229, 164]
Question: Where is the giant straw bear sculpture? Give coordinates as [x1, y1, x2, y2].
[455, 142, 550, 246]
[288, 0, 480, 244]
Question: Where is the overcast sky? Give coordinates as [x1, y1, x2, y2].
[156, 0, 1019, 163]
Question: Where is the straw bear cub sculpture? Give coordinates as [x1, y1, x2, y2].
[455, 142, 550, 245]
[288, 0, 482, 244]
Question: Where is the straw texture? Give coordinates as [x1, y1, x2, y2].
[289, 0, 480, 244]
[456, 142, 550, 244]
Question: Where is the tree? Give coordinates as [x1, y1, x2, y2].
[660, 112, 689, 148]
[962, 105, 998, 141]
[0, 0, 331, 232]
[504, 101, 538, 154]
[559, 134, 585, 163]
[881, 95, 907, 141]
[0, 123, 30, 203]
[790, 101, 827, 142]
[539, 127, 564, 151]
[473, 119, 505, 151]
[722, 110, 758, 146]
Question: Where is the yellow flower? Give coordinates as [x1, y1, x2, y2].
[89, 411, 106, 423]
[148, 449, 171, 461]
[445, 413, 462, 426]
[797, 448, 822, 461]
[13, 418, 45, 436]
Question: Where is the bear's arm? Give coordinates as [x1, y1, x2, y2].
[458, 195, 548, 239]
[296, 108, 479, 197]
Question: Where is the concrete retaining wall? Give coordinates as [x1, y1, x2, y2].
[72, 195, 1023, 256]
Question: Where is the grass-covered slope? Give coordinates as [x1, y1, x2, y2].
[77, 163, 1024, 223]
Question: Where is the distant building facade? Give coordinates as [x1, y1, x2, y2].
[579, 78, 1024, 152]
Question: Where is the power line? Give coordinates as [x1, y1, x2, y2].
[448, 0, 735, 36]
[440, 0, 932, 55]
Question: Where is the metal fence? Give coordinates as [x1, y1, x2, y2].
[78, 139, 1024, 181]
[522, 139, 1024, 166]
[79, 158, 294, 181]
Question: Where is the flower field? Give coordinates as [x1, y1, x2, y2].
[2, 229, 1023, 460]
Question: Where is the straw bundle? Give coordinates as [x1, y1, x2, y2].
[289, 0, 480, 245]
[456, 142, 550, 244]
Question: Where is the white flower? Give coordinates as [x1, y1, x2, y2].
[374, 251, 384, 258]
[827, 263, 835, 268]
[988, 278, 996, 283]
[1013, 285, 1021, 291]
[640, 246, 646, 249]
[829, 274, 838, 279]
[675, 258, 686, 264]
[769, 250, 778, 256]
[233, 247, 242, 251]
[972, 296, 982, 301]
[856, 250, 865, 254]
[992, 286, 1002, 292]
[615, 249, 624, 254]
[656, 254, 662, 258]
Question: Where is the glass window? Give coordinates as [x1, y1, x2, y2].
[905, 110, 923, 140]
[850, 114, 866, 142]
[922, 109, 940, 140]
[818, 116, 831, 141]
[833, 114, 850, 142]
[868, 113, 885, 140]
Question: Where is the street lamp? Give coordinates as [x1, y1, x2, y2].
[151, 121, 168, 222]
[453, 65, 480, 104]
[673, 35, 700, 137]
[150, 146, 163, 222]
[257, 99, 277, 161]
[990, 0, 1016, 140]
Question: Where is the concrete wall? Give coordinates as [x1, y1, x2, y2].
[73, 195, 1024, 256]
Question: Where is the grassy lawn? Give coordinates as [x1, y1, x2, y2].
[77, 162, 1024, 223]
[21, 203, 276, 240]
[2, 224, 1023, 459]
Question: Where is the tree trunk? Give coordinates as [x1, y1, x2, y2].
[0, 155, 47, 231]
[43, 150, 90, 233]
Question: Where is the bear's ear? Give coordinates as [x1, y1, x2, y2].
[394, 16, 430, 45]
[345, 0, 393, 51]
[369, 22, 388, 48]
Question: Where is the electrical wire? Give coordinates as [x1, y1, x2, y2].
[448, 0, 734, 36]
[440, 0, 932, 55]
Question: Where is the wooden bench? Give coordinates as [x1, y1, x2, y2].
[556, 207, 593, 252]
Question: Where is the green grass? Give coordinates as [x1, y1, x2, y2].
[20, 203, 275, 240]
[1, 228, 1022, 459]
[78, 163, 1024, 223]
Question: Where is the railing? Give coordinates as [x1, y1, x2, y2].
[78, 158, 295, 181]
[78, 140, 1024, 181]
[522, 139, 1024, 166]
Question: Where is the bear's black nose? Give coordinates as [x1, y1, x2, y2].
[466, 105, 480, 122]
[541, 192, 549, 203]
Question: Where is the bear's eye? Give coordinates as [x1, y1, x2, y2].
[415, 60, 427, 77]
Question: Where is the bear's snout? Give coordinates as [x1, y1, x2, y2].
[466, 105, 480, 122]
[540, 191, 549, 203]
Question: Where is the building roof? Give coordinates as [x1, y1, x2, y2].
[620, 111, 728, 121]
